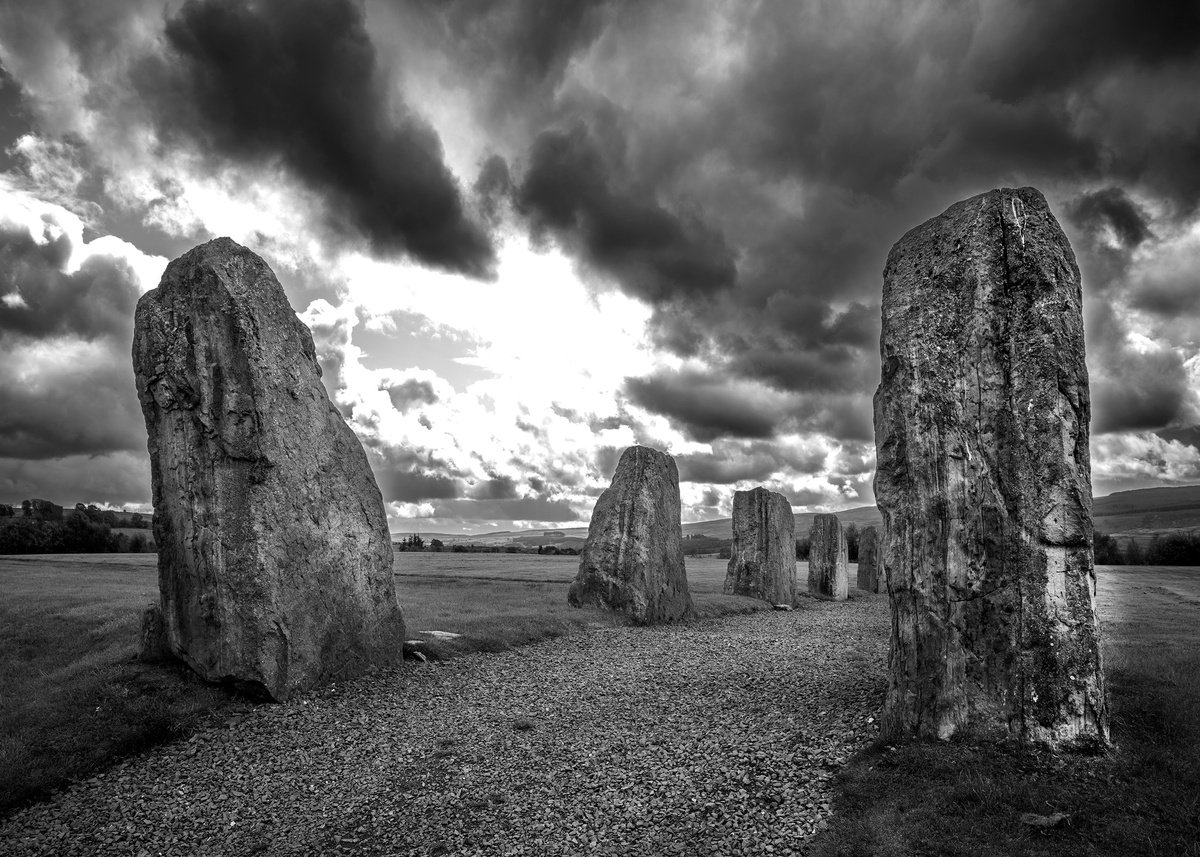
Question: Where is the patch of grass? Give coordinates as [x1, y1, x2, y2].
[1, 552, 770, 816]
[0, 558, 239, 815]
[811, 565, 1200, 857]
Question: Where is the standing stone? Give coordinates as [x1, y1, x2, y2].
[874, 187, 1108, 746]
[807, 514, 848, 600]
[568, 446, 694, 623]
[133, 238, 403, 702]
[724, 487, 796, 605]
[856, 526, 881, 593]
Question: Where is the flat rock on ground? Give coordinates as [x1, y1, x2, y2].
[0, 599, 888, 857]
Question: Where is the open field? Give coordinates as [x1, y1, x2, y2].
[0, 552, 767, 815]
[3, 555, 1198, 853]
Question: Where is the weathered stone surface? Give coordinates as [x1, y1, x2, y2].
[724, 487, 796, 604]
[874, 187, 1108, 746]
[137, 603, 170, 662]
[569, 446, 694, 623]
[133, 238, 403, 701]
[856, 526, 881, 593]
[807, 514, 848, 600]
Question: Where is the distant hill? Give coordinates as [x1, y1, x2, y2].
[396, 484, 1200, 547]
[1093, 485, 1200, 541]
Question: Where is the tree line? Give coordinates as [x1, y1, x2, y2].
[0, 502, 153, 555]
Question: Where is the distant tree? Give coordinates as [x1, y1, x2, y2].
[1125, 538, 1145, 565]
[430, 538, 443, 552]
[0, 504, 13, 517]
[795, 538, 811, 561]
[1146, 532, 1200, 566]
[1093, 531, 1124, 565]
[131, 512, 145, 528]
[21, 500, 31, 517]
[844, 524, 860, 563]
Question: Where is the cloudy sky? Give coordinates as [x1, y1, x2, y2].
[0, 0, 1197, 533]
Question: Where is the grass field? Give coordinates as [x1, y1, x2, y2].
[811, 565, 1200, 857]
[0, 552, 766, 815]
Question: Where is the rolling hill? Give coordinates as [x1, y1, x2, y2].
[396, 484, 1200, 547]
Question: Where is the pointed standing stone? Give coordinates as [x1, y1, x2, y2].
[133, 238, 403, 701]
[856, 526, 881, 593]
[874, 187, 1108, 746]
[724, 487, 796, 605]
[807, 514, 848, 600]
[569, 446, 694, 623]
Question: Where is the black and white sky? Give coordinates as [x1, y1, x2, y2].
[0, 0, 1198, 532]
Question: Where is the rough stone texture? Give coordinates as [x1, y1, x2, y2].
[807, 514, 848, 601]
[856, 526, 881, 593]
[568, 446, 694, 623]
[132, 238, 403, 702]
[873, 186, 1108, 746]
[137, 604, 170, 662]
[724, 487, 797, 604]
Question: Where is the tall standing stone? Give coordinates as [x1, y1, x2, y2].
[856, 526, 881, 593]
[874, 187, 1108, 746]
[807, 514, 848, 600]
[724, 487, 796, 604]
[133, 238, 403, 701]
[569, 446, 694, 623]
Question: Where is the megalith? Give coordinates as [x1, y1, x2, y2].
[856, 526, 881, 593]
[133, 238, 403, 701]
[724, 487, 796, 605]
[568, 446, 694, 623]
[874, 187, 1108, 746]
[807, 514, 848, 600]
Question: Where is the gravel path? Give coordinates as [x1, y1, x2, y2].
[2, 597, 888, 856]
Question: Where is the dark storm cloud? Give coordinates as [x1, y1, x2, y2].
[1064, 194, 1193, 434]
[969, 0, 1200, 101]
[1066, 188, 1153, 250]
[380, 470, 461, 503]
[469, 0, 1200, 444]
[0, 222, 146, 461]
[1093, 349, 1189, 434]
[516, 122, 737, 303]
[625, 370, 784, 443]
[385, 378, 438, 411]
[138, 0, 494, 275]
[407, 0, 621, 125]
[0, 224, 141, 341]
[0, 364, 145, 459]
[469, 476, 519, 501]
[432, 496, 581, 523]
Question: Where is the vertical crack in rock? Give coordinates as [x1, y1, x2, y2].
[568, 446, 694, 624]
[874, 187, 1108, 747]
[133, 238, 404, 702]
[724, 487, 797, 605]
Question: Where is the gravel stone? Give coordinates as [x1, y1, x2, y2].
[0, 598, 888, 856]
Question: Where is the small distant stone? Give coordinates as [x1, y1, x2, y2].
[772, 604, 793, 612]
[420, 631, 463, 639]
